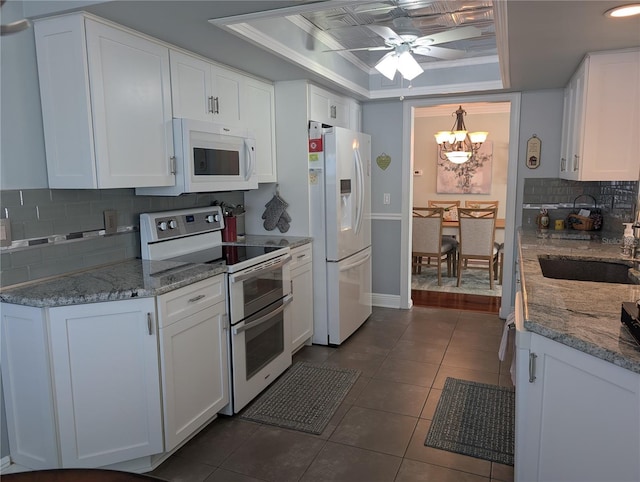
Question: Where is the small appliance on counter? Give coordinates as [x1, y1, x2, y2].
[621, 302, 640, 346]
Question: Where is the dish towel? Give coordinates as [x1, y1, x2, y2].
[262, 192, 291, 233]
[499, 311, 517, 385]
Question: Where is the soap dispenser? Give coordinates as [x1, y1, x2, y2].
[622, 223, 636, 258]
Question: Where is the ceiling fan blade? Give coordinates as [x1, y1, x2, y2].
[412, 45, 466, 60]
[367, 25, 402, 45]
[323, 46, 392, 53]
[413, 26, 481, 46]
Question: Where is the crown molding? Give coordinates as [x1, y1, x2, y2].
[368, 80, 504, 100]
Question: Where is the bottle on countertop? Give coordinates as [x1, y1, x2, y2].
[622, 222, 636, 258]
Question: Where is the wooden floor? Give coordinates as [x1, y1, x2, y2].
[411, 289, 501, 314]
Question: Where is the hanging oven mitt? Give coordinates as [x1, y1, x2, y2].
[276, 210, 291, 233]
[262, 193, 288, 231]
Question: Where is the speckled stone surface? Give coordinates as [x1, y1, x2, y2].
[519, 230, 640, 374]
[0, 259, 227, 308]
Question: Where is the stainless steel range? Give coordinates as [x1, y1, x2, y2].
[140, 206, 292, 414]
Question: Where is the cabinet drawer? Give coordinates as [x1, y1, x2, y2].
[289, 244, 312, 271]
[157, 275, 225, 328]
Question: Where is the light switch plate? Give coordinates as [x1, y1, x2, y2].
[104, 210, 117, 235]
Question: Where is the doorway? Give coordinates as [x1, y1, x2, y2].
[399, 93, 522, 320]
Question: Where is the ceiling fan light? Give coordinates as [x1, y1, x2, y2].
[375, 52, 398, 80]
[397, 51, 423, 80]
[445, 151, 472, 164]
[469, 131, 489, 143]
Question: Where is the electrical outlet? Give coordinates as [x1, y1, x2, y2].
[104, 210, 118, 235]
[383, 193, 391, 205]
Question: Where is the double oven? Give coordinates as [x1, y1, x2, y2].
[140, 207, 292, 414]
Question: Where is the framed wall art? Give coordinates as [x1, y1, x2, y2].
[436, 140, 493, 194]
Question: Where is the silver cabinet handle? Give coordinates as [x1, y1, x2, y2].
[213, 96, 220, 114]
[208, 96, 214, 113]
[147, 312, 154, 336]
[330, 104, 337, 119]
[573, 154, 580, 171]
[529, 352, 537, 382]
[188, 294, 206, 303]
[170, 156, 176, 175]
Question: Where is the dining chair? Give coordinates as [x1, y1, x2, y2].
[412, 207, 457, 286]
[464, 200, 499, 210]
[456, 207, 501, 290]
[428, 200, 460, 221]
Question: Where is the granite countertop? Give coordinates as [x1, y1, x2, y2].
[0, 259, 228, 308]
[0, 236, 312, 309]
[519, 230, 640, 374]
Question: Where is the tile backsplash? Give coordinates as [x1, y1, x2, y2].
[522, 178, 638, 235]
[0, 189, 244, 287]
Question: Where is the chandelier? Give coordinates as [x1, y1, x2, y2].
[434, 106, 488, 164]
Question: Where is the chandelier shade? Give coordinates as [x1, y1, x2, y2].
[434, 106, 488, 164]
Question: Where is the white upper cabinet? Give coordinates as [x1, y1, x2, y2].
[34, 13, 175, 189]
[242, 78, 277, 183]
[308, 84, 359, 129]
[170, 49, 242, 126]
[560, 49, 639, 181]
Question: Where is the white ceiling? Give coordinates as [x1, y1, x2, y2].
[18, 0, 640, 99]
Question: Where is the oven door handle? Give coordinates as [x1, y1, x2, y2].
[228, 254, 291, 283]
[232, 294, 293, 335]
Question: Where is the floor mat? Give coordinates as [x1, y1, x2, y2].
[425, 377, 515, 466]
[239, 362, 360, 435]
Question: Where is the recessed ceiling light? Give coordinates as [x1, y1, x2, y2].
[604, 3, 640, 17]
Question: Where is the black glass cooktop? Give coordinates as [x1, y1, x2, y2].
[168, 245, 284, 267]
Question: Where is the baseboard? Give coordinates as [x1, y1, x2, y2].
[372, 293, 402, 309]
[0, 456, 10, 472]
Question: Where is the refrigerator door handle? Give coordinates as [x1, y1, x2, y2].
[354, 147, 365, 235]
[339, 250, 371, 272]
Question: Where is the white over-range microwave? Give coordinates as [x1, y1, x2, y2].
[136, 118, 257, 195]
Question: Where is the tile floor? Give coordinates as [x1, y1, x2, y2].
[150, 306, 515, 482]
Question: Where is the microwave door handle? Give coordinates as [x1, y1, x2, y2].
[354, 148, 364, 235]
[244, 138, 256, 181]
[233, 294, 293, 335]
[228, 254, 292, 283]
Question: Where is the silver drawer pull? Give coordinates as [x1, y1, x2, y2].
[188, 294, 206, 303]
[297, 254, 306, 259]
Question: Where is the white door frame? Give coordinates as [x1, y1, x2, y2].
[400, 92, 522, 319]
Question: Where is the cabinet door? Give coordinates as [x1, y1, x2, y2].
[569, 63, 586, 177]
[290, 245, 313, 353]
[170, 49, 213, 122]
[243, 78, 277, 183]
[559, 85, 572, 178]
[211, 66, 242, 126]
[1, 304, 59, 469]
[517, 332, 640, 482]
[48, 298, 162, 468]
[86, 20, 174, 188]
[309, 85, 348, 127]
[159, 300, 229, 451]
[581, 51, 640, 180]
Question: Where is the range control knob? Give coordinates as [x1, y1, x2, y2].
[157, 221, 168, 231]
[168, 219, 177, 229]
[205, 214, 219, 223]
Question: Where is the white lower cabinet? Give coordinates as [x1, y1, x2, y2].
[515, 328, 640, 482]
[289, 244, 313, 353]
[156, 275, 229, 451]
[48, 299, 163, 468]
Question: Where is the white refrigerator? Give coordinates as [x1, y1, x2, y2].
[309, 123, 372, 345]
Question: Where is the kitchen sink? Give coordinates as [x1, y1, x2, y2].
[538, 256, 636, 284]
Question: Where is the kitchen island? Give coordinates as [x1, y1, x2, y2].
[516, 230, 640, 482]
[518, 230, 640, 373]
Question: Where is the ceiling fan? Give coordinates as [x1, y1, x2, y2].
[329, 17, 482, 81]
